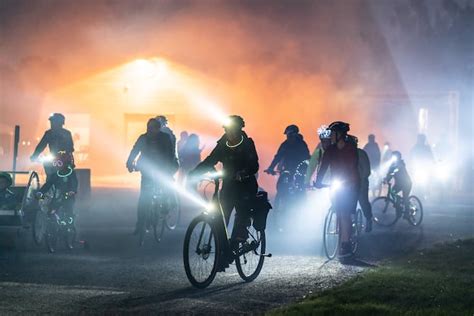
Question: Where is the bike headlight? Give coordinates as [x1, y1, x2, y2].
[205, 202, 216, 212]
[331, 179, 342, 192]
[39, 154, 55, 163]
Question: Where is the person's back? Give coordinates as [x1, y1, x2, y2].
[265, 125, 310, 175]
[363, 134, 380, 170]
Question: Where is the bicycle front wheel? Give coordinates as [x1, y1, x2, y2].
[45, 220, 58, 253]
[350, 209, 363, 255]
[372, 197, 398, 227]
[323, 208, 339, 260]
[165, 193, 180, 230]
[32, 209, 47, 246]
[407, 196, 423, 226]
[236, 227, 266, 282]
[183, 215, 220, 289]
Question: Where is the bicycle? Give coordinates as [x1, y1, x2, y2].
[312, 182, 363, 260]
[266, 161, 307, 231]
[183, 174, 271, 288]
[40, 191, 77, 253]
[134, 170, 180, 247]
[371, 178, 423, 227]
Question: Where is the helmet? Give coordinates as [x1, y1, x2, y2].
[224, 115, 245, 129]
[49, 113, 65, 125]
[317, 125, 331, 140]
[52, 151, 74, 168]
[284, 124, 299, 135]
[155, 115, 168, 126]
[328, 121, 350, 134]
[392, 151, 402, 160]
[0, 172, 13, 187]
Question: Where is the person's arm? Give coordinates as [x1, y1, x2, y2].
[302, 141, 311, 160]
[31, 132, 49, 160]
[126, 135, 145, 170]
[66, 130, 75, 153]
[267, 142, 286, 171]
[315, 149, 330, 187]
[241, 138, 259, 177]
[191, 142, 222, 175]
[305, 147, 321, 185]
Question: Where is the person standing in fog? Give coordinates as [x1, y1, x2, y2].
[181, 133, 203, 188]
[177, 131, 189, 184]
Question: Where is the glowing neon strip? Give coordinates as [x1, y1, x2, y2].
[226, 136, 244, 148]
[57, 167, 73, 178]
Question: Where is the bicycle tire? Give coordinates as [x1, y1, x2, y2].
[236, 229, 266, 282]
[32, 209, 47, 246]
[45, 220, 58, 253]
[372, 196, 399, 227]
[323, 208, 338, 260]
[407, 195, 423, 226]
[183, 215, 220, 289]
[65, 225, 76, 250]
[165, 193, 180, 230]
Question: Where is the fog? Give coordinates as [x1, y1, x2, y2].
[1, 0, 473, 192]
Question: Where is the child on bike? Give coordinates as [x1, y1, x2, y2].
[37, 151, 78, 222]
[0, 172, 16, 210]
[385, 151, 412, 214]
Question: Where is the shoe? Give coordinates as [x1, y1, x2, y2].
[365, 218, 373, 233]
[338, 242, 352, 259]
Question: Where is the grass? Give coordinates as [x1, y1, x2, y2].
[270, 239, 474, 316]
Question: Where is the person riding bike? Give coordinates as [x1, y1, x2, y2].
[385, 151, 412, 214]
[315, 121, 360, 259]
[355, 140, 373, 232]
[126, 118, 176, 235]
[0, 172, 16, 210]
[189, 115, 259, 269]
[305, 125, 332, 186]
[30, 113, 74, 180]
[265, 124, 310, 176]
[36, 151, 78, 222]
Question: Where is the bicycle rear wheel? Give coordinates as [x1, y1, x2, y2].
[33, 209, 47, 246]
[372, 197, 398, 227]
[236, 227, 266, 282]
[153, 209, 165, 244]
[406, 196, 423, 226]
[183, 215, 219, 289]
[323, 208, 338, 260]
[65, 225, 76, 250]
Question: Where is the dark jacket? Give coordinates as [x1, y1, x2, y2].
[127, 132, 177, 174]
[316, 141, 360, 186]
[387, 160, 412, 187]
[269, 134, 310, 174]
[32, 128, 74, 158]
[363, 142, 381, 170]
[193, 132, 259, 190]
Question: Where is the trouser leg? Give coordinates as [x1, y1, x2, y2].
[359, 179, 373, 219]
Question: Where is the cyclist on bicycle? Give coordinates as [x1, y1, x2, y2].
[126, 118, 176, 235]
[315, 121, 360, 259]
[36, 151, 78, 221]
[265, 124, 310, 177]
[385, 151, 412, 214]
[31, 113, 74, 180]
[305, 125, 332, 186]
[0, 172, 16, 210]
[189, 115, 259, 253]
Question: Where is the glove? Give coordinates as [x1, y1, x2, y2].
[235, 171, 246, 182]
[126, 162, 134, 173]
[314, 181, 324, 189]
[35, 192, 44, 200]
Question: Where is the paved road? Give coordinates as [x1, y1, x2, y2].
[0, 188, 472, 314]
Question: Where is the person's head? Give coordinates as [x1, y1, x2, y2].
[147, 118, 161, 136]
[49, 113, 65, 130]
[317, 125, 332, 150]
[0, 172, 13, 191]
[328, 121, 350, 144]
[391, 151, 402, 163]
[284, 124, 299, 141]
[52, 151, 74, 172]
[368, 134, 375, 143]
[180, 131, 189, 140]
[417, 134, 427, 145]
[188, 133, 200, 148]
[155, 115, 168, 127]
[384, 142, 391, 150]
[223, 115, 245, 140]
